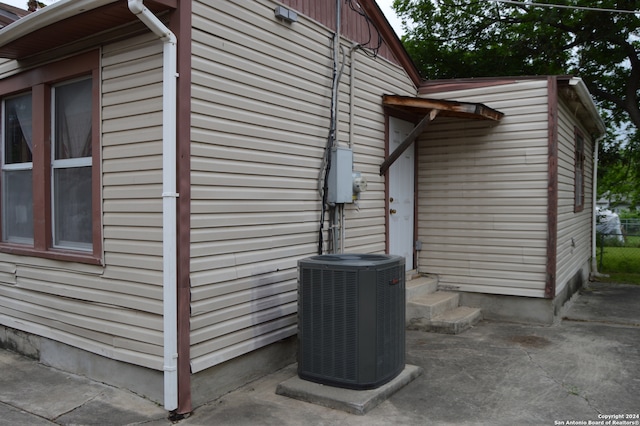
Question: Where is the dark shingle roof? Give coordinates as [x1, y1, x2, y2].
[0, 2, 28, 28]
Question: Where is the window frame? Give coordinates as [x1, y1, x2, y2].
[0, 50, 101, 264]
[574, 128, 586, 213]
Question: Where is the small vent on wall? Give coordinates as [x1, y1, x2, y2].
[274, 6, 297, 23]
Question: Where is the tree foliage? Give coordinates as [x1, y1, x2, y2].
[598, 126, 640, 208]
[393, 0, 640, 207]
[26, 1, 48, 12]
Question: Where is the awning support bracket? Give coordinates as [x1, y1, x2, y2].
[379, 109, 439, 176]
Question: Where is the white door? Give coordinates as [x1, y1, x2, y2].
[388, 117, 415, 270]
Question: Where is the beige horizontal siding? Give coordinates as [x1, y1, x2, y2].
[189, 0, 415, 372]
[417, 79, 551, 297]
[0, 260, 16, 285]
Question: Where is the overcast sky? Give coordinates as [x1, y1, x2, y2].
[375, 0, 405, 36]
[3, 0, 31, 9]
[1, 0, 405, 35]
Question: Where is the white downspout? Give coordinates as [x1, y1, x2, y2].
[128, 0, 179, 411]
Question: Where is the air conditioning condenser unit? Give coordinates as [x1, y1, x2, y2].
[297, 254, 405, 390]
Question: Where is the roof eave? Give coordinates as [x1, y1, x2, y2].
[566, 77, 606, 137]
[383, 94, 504, 121]
[0, 0, 176, 59]
[0, 0, 117, 47]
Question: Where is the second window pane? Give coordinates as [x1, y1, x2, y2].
[53, 166, 92, 250]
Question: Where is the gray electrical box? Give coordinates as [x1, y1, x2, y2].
[327, 147, 353, 204]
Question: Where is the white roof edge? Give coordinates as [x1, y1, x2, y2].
[0, 0, 117, 46]
[568, 77, 606, 136]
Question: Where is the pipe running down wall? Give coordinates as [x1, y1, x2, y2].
[127, 0, 179, 412]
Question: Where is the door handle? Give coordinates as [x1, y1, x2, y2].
[390, 209, 397, 214]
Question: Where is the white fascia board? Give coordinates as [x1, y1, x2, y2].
[569, 77, 607, 136]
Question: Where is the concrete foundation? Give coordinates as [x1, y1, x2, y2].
[0, 326, 297, 409]
[457, 264, 588, 325]
[190, 336, 297, 408]
[0, 326, 164, 404]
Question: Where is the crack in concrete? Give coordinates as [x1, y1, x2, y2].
[51, 390, 105, 423]
[0, 399, 61, 425]
[517, 345, 603, 415]
[562, 317, 640, 328]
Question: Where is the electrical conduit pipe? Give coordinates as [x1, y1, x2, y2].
[128, 0, 179, 411]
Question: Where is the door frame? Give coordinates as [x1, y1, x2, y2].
[384, 114, 420, 270]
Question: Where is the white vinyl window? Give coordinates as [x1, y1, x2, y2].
[1, 92, 34, 244]
[51, 78, 93, 251]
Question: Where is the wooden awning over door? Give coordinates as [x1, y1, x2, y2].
[380, 95, 504, 175]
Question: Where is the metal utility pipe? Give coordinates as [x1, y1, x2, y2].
[348, 44, 358, 149]
[128, 0, 179, 411]
[331, 0, 341, 149]
[331, 0, 341, 253]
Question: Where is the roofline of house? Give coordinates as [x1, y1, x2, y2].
[0, 2, 29, 26]
[360, 0, 422, 87]
[0, 0, 423, 88]
[565, 76, 606, 136]
[420, 75, 606, 137]
[0, 0, 117, 46]
[419, 75, 573, 92]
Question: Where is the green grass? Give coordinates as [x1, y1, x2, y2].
[597, 245, 640, 285]
[597, 273, 640, 285]
[626, 235, 640, 247]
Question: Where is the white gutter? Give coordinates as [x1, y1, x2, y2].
[128, 0, 179, 412]
[568, 77, 606, 135]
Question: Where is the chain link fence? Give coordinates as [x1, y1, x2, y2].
[620, 219, 640, 235]
[596, 231, 640, 275]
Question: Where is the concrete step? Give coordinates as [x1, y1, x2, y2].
[406, 291, 459, 321]
[405, 275, 438, 301]
[405, 269, 422, 281]
[407, 306, 482, 334]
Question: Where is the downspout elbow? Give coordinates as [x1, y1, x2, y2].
[128, 0, 176, 43]
[127, 0, 144, 15]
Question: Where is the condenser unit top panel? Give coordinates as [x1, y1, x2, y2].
[300, 254, 404, 269]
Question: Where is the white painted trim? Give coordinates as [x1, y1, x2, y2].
[568, 77, 606, 136]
